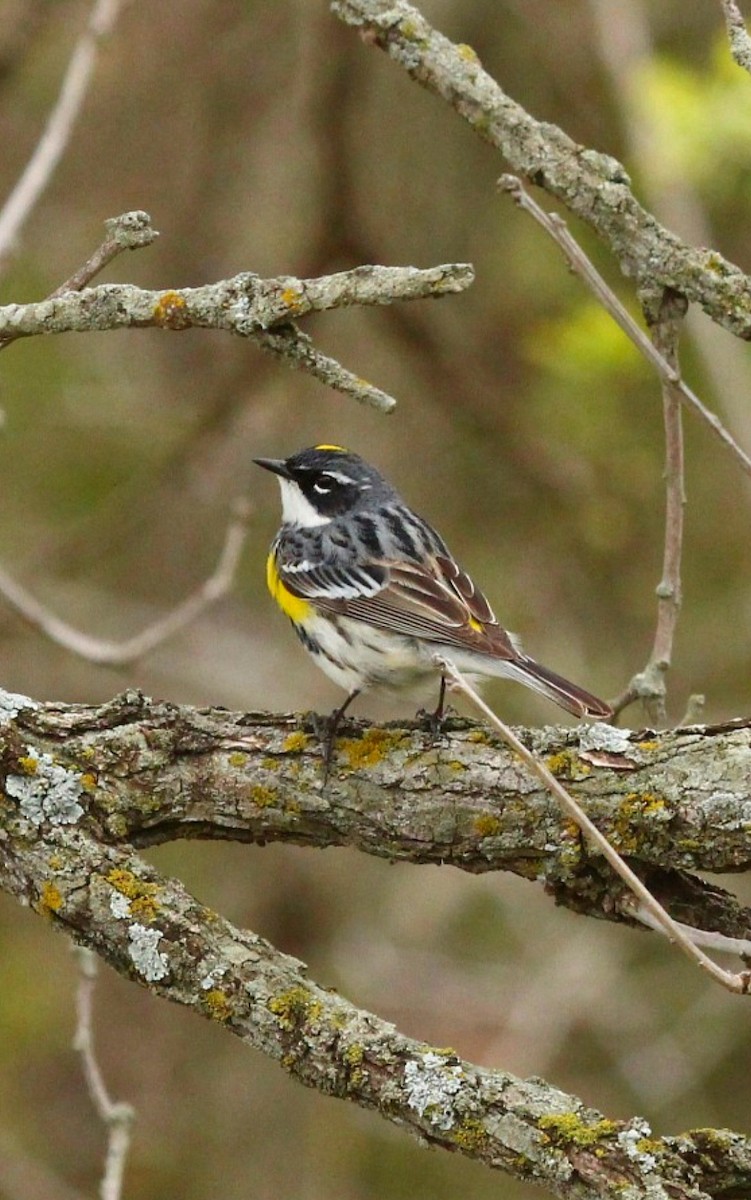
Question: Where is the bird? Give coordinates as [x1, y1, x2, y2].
[254, 444, 612, 764]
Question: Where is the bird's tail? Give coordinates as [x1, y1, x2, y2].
[507, 655, 612, 719]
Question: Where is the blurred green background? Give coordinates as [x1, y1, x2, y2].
[1, 1, 751, 1197]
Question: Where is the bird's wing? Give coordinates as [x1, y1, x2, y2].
[278, 550, 519, 659]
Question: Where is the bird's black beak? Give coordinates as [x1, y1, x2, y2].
[253, 457, 292, 479]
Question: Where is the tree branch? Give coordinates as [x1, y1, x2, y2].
[2, 691, 751, 939]
[1, 693, 749, 1198]
[0, 260, 474, 411]
[719, 0, 751, 76]
[330, 0, 751, 341]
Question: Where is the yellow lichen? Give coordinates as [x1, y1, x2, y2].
[473, 813, 503, 838]
[48, 853, 64, 870]
[343, 1042, 366, 1086]
[283, 731, 312, 753]
[17, 755, 38, 775]
[228, 752, 247, 768]
[280, 286, 304, 312]
[153, 290, 190, 328]
[466, 729, 494, 745]
[457, 43, 480, 63]
[538, 1113, 618, 1147]
[39, 881, 63, 913]
[546, 750, 590, 779]
[80, 772, 97, 793]
[203, 989, 232, 1022]
[106, 868, 160, 921]
[339, 728, 403, 769]
[251, 784, 277, 808]
[452, 1116, 489, 1152]
[267, 986, 322, 1029]
[612, 792, 666, 851]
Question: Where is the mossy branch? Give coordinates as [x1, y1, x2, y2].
[1, 688, 751, 1197]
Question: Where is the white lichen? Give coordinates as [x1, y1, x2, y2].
[404, 1052, 464, 1130]
[578, 723, 633, 754]
[127, 922, 169, 982]
[617, 1117, 657, 1174]
[200, 966, 227, 990]
[109, 892, 131, 920]
[0, 690, 39, 724]
[6, 749, 84, 826]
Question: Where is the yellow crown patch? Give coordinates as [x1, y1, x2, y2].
[314, 443, 347, 452]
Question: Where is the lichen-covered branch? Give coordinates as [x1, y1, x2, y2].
[2, 690, 751, 941]
[331, 0, 751, 341]
[0, 263, 473, 339]
[1, 691, 749, 1198]
[0, 260, 473, 411]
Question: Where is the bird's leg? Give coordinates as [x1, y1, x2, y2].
[315, 689, 360, 780]
[417, 674, 448, 737]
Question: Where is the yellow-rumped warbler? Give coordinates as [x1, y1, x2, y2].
[255, 445, 611, 745]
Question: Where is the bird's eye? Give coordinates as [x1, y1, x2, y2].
[313, 474, 334, 494]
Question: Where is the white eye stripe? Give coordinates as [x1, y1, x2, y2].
[321, 470, 356, 485]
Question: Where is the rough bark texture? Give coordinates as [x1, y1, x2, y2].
[331, 0, 751, 340]
[1, 688, 751, 1199]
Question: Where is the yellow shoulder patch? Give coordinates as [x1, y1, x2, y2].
[314, 443, 347, 452]
[266, 553, 312, 623]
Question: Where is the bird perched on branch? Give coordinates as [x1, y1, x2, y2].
[255, 444, 611, 764]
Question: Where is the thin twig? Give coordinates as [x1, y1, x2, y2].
[437, 656, 751, 994]
[645, 293, 686, 713]
[73, 948, 134, 1200]
[0, 210, 158, 353]
[255, 324, 398, 411]
[0, 0, 127, 272]
[499, 174, 751, 481]
[0, 496, 251, 665]
[720, 0, 751, 74]
[611, 290, 687, 722]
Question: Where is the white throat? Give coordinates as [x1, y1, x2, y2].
[278, 478, 331, 527]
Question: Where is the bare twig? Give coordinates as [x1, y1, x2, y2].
[610, 291, 687, 722]
[0, 0, 127, 272]
[73, 948, 134, 1200]
[499, 174, 751, 481]
[0, 210, 158, 353]
[438, 656, 751, 994]
[254, 323, 399, 412]
[0, 496, 251, 665]
[720, 0, 751, 74]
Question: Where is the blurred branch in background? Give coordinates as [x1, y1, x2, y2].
[0, 495, 251, 664]
[73, 948, 134, 1200]
[0, 0, 128, 275]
